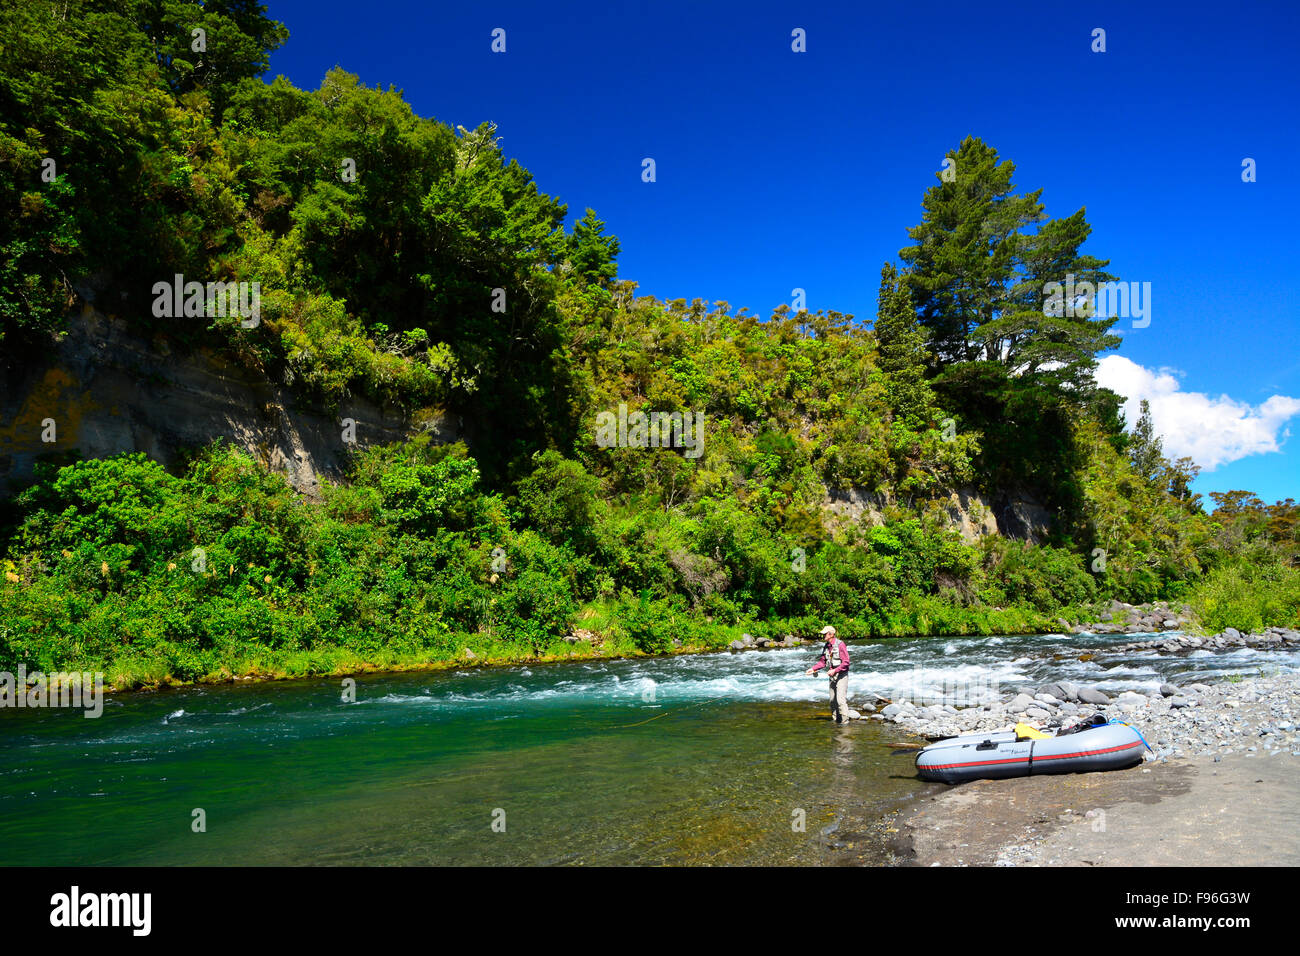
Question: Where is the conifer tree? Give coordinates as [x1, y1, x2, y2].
[1129, 399, 1165, 481]
[567, 208, 620, 287]
[874, 263, 934, 428]
[899, 137, 1119, 394]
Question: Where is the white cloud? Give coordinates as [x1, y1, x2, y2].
[1094, 355, 1300, 470]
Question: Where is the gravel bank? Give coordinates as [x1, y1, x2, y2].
[896, 748, 1300, 867]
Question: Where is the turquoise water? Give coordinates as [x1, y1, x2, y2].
[2, 632, 1293, 865]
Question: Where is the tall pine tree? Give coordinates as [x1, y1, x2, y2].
[899, 137, 1119, 395]
[874, 262, 934, 428]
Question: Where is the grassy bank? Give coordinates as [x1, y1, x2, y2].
[21, 567, 1300, 694]
[3, 594, 1063, 693]
[5, 558, 1293, 694]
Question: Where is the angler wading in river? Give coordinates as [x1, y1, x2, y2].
[805, 625, 862, 723]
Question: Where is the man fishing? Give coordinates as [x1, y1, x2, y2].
[805, 625, 861, 723]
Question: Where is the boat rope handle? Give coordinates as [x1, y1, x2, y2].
[1107, 717, 1154, 752]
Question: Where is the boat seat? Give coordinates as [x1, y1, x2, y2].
[1014, 722, 1051, 740]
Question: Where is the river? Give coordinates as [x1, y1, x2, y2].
[2, 630, 1295, 865]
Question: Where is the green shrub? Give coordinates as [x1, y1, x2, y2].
[1189, 561, 1300, 633]
[619, 593, 678, 654]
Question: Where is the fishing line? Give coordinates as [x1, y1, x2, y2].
[602, 672, 823, 730]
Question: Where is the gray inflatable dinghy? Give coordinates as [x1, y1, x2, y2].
[915, 720, 1147, 784]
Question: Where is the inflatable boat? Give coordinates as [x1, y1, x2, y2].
[915, 720, 1147, 784]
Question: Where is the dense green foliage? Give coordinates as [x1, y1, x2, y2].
[2, 1, 1296, 686]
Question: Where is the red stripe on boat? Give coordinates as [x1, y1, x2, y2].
[1032, 742, 1143, 761]
[921, 755, 1031, 770]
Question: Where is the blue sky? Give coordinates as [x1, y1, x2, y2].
[264, 0, 1299, 506]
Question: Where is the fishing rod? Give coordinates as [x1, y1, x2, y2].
[602, 645, 853, 730]
[603, 672, 808, 729]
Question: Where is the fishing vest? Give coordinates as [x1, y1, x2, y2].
[825, 639, 842, 670]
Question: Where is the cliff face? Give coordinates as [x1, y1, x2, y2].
[823, 485, 1052, 543]
[0, 306, 455, 499]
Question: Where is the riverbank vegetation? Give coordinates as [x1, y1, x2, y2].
[2, 1, 1297, 687]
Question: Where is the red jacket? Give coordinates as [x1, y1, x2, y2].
[811, 638, 850, 676]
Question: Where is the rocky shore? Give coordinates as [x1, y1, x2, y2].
[726, 632, 805, 651]
[866, 626, 1300, 748]
[1063, 598, 1193, 635]
[1085, 623, 1298, 657]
